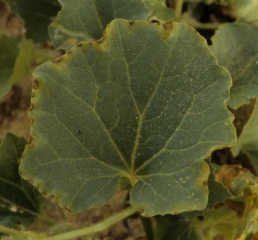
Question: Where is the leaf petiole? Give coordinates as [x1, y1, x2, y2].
[0, 225, 43, 238]
[175, 0, 184, 20]
[0, 207, 136, 240]
[41, 206, 136, 240]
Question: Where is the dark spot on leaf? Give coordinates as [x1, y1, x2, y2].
[77, 43, 82, 47]
[96, 37, 105, 44]
[59, 49, 65, 55]
[89, 42, 93, 45]
[28, 136, 33, 144]
[32, 80, 39, 89]
[129, 21, 134, 25]
[203, 180, 208, 186]
[29, 104, 34, 111]
[136, 208, 144, 213]
[64, 207, 71, 212]
[52, 57, 63, 64]
[163, 23, 172, 30]
[78, 130, 81, 134]
[151, 19, 160, 24]
[197, 215, 204, 221]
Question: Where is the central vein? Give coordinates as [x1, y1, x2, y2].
[130, 114, 143, 184]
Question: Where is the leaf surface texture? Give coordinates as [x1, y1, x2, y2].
[21, 19, 236, 216]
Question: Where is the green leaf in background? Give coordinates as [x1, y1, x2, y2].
[192, 206, 238, 240]
[227, 171, 258, 239]
[0, 35, 34, 99]
[229, 172, 256, 196]
[206, 160, 232, 209]
[236, 0, 258, 26]
[10, 40, 34, 85]
[238, 208, 258, 240]
[142, 0, 176, 21]
[211, 23, 258, 109]
[0, 211, 31, 230]
[179, 159, 232, 220]
[20, 19, 235, 216]
[231, 101, 258, 173]
[154, 215, 198, 240]
[0, 133, 40, 228]
[49, 0, 175, 51]
[6, 0, 60, 42]
[155, 205, 238, 240]
[0, 35, 19, 98]
[156, 181, 252, 240]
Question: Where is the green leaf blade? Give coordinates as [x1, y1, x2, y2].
[10, 40, 34, 84]
[7, 0, 60, 42]
[0, 133, 40, 228]
[211, 23, 258, 109]
[0, 36, 34, 99]
[206, 160, 232, 209]
[192, 206, 238, 240]
[236, 0, 258, 26]
[231, 101, 258, 173]
[154, 215, 198, 240]
[0, 35, 20, 98]
[49, 0, 175, 51]
[21, 19, 236, 216]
